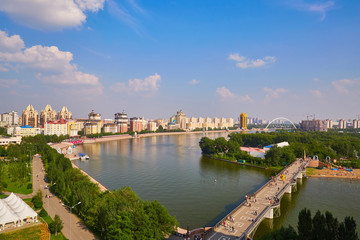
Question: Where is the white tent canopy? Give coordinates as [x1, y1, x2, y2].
[0, 193, 38, 231]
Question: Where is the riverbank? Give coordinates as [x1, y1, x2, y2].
[71, 161, 109, 192]
[82, 129, 243, 144]
[307, 167, 360, 179]
[206, 154, 268, 169]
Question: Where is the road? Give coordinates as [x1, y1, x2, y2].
[207, 159, 306, 240]
[33, 155, 98, 240]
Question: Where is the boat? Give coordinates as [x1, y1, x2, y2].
[79, 153, 89, 160]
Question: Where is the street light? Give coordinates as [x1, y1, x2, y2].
[63, 201, 81, 240]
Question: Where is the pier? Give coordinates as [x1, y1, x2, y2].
[206, 158, 308, 240]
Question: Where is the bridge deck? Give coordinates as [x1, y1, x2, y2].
[207, 159, 306, 240]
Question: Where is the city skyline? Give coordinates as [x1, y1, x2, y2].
[1, 0, 360, 121]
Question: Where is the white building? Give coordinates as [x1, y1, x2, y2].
[7, 126, 41, 137]
[44, 119, 68, 136]
[0, 136, 22, 146]
[0, 111, 19, 126]
[147, 121, 157, 132]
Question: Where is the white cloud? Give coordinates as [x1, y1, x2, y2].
[308, 89, 322, 97]
[0, 30, 101, 91]
[228, 53, 276, 69]
[290, 1, 334, 21]
[216, 87, 235, 98]
[332, 78, 360, 94]
[111, 73, 161, 94]
[216, 87, 252, 102]
[263, 87, 288, 103]
[0, 78, 17, 88]
[189, 79, 199, 85]
[313, 77, 319, 82]
[0, 31, 24, 52]
[0, 0, 105, 30]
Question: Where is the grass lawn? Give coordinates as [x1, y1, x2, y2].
[1, 161, 32, 194]
[0, 224, 44, 240]
[2, 174, 32, 194]
[40, 210, 68, 240]
[306, 167, 316, 176]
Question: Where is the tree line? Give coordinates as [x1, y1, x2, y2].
[20, 135, 178, 239]
[199, 131, 360, 167]
[260, 208, 359, 240]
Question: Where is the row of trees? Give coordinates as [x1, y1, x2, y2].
[199, 136, 296, 167]
[199, 131, 360, 167]
[20, 135, 178, 239]
[260, 208, 359, 240]
[229, 131, 360, 160]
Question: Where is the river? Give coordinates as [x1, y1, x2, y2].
[73, 132, 360, 237]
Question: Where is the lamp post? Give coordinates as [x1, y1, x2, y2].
[63, 201, 81, 240]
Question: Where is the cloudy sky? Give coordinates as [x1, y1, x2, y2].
[0, 0, 359, 122]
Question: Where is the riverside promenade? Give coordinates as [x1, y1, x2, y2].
[206, 158, 308, 240]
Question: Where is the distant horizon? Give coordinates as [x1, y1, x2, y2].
[1, 1, 359, 122]
[1, 103, 358, 123]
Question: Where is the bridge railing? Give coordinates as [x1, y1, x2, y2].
[210, 160, 299, 235]
[241, 204, 271, 240]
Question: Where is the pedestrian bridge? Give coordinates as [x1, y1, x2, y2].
[205, 159, 308, 240]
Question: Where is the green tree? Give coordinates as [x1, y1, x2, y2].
[32, 190, 43, 209]
[50, 214, 63, 236]
[339, 216, 359, 240]
[199, 137, 216, 155]
[312, 210, 326, 240]
[298, 208, 312, 240]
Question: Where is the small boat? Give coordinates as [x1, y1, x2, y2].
[346, 169, 353, 172]
[330, 168, 338, 171]
[79, 153, 89, 160]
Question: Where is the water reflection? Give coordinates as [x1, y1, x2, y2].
[73, 133, 360, 233]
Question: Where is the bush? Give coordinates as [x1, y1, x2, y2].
[27, 183, 32, 189]
[39, 208, 48, 217]
[31, 190, 43, 209]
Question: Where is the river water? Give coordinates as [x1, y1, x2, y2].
[73, 132, 360, 237]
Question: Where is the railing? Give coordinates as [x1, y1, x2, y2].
[241, 205, 271, 239]
[210, 160, 299, 236]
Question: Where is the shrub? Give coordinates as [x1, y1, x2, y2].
[27, 183, 32, 189]
[39, 208, 48, 217]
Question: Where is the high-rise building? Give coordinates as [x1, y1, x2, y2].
[300, 119, 328, 131]
[147, 121, 157, 132]
[22, 104, 39, 128]
[339, 119, 346, 129]
[84, 110, 102, 135]
[130, 117, 146, 132]
[40, 104, 57, 127]
[115, 111, 128, 133]
[240, 112, 247, 129]
[0, 111, 19, 126]
[175, 109, 187, 129]
[89, 110, 101, 121]
[353, 119, 360, 129]
[58, 106, 72, 120]
[326, 119, 333, 129]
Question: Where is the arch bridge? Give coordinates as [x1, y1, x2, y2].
[265, 117, 297, 130]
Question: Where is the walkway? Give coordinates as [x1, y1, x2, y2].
[32, 155, 98, 240]
[207, 159, 307, 240]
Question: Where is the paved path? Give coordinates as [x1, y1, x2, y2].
[33, 156, 98, 240]
[207, 159, 307, 240]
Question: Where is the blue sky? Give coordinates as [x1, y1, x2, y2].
[0, 0, 359, 122]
